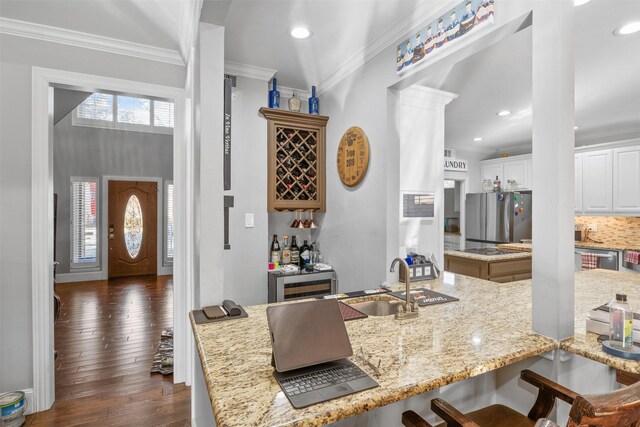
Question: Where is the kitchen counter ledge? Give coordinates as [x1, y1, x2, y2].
[191, 273, 556, 427]
[443, 249, 532, 262]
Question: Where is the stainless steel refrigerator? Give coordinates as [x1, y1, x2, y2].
[465, 192, 532, 247]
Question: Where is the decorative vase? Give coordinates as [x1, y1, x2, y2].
[288, 91, 301, 112]
[308, 85, 319, 115]
[269, 78, 280, 108]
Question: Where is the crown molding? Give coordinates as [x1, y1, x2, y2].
[0, 17, 184, 66]
[575, 122, 640, 146]
[224, 60, 276, 81]
[446, 143, 502, 155]
[317, 1, 452, 96]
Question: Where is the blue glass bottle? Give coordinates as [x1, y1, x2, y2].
[308, 85, 319, 115]
[269, 78, 280, 108]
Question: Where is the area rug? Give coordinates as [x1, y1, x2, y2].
[151, 327, 174, 375]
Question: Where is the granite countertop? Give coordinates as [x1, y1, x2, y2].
[444, 250, 532, 262]
[560, 269, 640, 373]
[191, 273, 556, 427]
[509, 241, 640, 252]
[575, 241, 640, 252]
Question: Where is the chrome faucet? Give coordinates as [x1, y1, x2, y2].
[389, 258, 419, 320]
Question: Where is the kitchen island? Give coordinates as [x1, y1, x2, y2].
[444, 248, 532, 282]
[191, 272, 556, 427]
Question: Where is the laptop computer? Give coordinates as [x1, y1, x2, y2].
[266, 299, 379, 409]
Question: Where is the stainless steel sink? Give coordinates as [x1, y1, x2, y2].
[348, 300, 398, 316]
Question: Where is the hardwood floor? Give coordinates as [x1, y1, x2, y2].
[25, 275, 191, 426]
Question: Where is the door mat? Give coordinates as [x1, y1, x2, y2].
[151, 327, 174, 375]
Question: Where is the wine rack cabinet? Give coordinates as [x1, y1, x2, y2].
[260, 108, 329, 212]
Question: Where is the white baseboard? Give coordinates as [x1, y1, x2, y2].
[158, 266, 174, 276]
[55, 271, 104, 283]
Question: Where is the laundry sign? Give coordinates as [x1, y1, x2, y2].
[444, 158, 468, 171]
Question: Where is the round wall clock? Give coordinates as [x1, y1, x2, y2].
[336, 126, 370, 187]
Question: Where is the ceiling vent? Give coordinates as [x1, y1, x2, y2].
[444, 148, 456, 158]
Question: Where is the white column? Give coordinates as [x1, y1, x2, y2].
[390, 86, 457, 274]
[197, 23, 226, 307]
[531, 1, 575, 340]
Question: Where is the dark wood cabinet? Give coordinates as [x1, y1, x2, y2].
[260, 108, 328, 212]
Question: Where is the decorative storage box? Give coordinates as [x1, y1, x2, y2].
[399, 262, 436, 282]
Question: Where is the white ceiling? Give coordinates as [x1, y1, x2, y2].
[434, 0, 640, 152]
[222, 0, 440, 90]
[0, 0, 188, 53]
[2, 0, 638, 152]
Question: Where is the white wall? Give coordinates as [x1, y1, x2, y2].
[53, 114, 173, 275]
[0, 32, 185, 394]
[222, 76, 270, 305]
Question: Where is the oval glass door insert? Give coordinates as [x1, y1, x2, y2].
[124, 195, 143, 258]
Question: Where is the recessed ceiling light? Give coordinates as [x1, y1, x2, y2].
[574, 126, 579, 130]
[473, 137, 483, 142]
[496, 110, 511, 117]
[290, 27, 311, 39]
[574, 0, 591, 6]
[614, 22, 640, 36]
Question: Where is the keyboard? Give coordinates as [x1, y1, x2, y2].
[280, 364, 368, 396]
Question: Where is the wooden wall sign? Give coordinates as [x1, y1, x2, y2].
[337, 127, 369, 187]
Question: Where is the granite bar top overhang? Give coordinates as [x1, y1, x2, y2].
[191, 273, 556, 427]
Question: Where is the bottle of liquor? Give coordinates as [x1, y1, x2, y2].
[609, 293, 633, 349]
[269, 78, 280, 109]
[282, 235, 291, 265]
[270, 234, 281, 263]
[308, 85, 319, 115]
[290, 236, 300, 265]
[299, 240, 310, 268]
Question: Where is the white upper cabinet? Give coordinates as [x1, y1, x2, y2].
[503, 159, 529, 190]
[480, 155, 532, 191]
[481, 162, 503, 183]
[575, 153, 583, 213]
[613, 146, 640, 212]
[582, 149, 613, 213]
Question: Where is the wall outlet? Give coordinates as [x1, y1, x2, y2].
[245, 213, 254, 228]
[588, 223, 597, 232]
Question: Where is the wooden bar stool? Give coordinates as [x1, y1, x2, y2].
[402, 369, 640, 427]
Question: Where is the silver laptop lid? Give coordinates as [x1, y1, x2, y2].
[267, 299, 353, 372]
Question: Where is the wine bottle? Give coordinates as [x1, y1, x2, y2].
[299, 240, 310, 268]
[290, 236, 300, 265]
[282, 235, 291, 265]
[270, 234, 281, 263]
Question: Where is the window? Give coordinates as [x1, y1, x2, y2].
[73, 92, 173, 134]
[117, 95, 150, 125]
[164, 182, 174, 266]
[154, 100, 174, 128]
[77, 93, 113, 121]
[71, 178, 99, 268]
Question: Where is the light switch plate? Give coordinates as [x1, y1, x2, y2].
[245, 213, 254, 228]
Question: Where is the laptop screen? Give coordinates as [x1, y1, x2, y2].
[267, 299, 354, 372]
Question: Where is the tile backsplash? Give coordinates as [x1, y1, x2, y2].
[575, 216, 640, 244]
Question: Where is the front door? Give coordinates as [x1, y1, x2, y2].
[108, 180, 157, 278]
